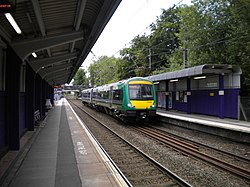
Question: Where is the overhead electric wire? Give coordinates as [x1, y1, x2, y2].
[87, 0, 248, 73]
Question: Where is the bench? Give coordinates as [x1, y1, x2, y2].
[34, 110, 40, 123]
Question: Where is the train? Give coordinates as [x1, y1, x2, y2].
[81, 77, 157, 121]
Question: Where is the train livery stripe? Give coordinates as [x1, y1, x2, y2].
[130, 100, 154, 109]
[128, 81, 152, 85]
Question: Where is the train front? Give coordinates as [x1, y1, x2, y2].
[124, 78, 157, 120]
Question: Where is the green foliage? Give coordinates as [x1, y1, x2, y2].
[175, 0, 250, 93]
[119, 6, 181, 78]
[73, 68, 88, 87]
[88, 56, 120, 86]
[82, 0, 250, 93]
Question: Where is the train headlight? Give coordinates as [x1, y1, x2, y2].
[151, 103, 155, 108]
[127, 103, 134, 108]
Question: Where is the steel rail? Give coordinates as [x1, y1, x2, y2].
[145, 125, 250, 163]
[134, 126, 250, 181]
[68, 99, 133, 187]
[68, 99, 192, 187]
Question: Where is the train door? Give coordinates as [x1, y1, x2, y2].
[168, 92, 172, 109]
[90, 89, 93, 103]
[109, 86, 113, 108]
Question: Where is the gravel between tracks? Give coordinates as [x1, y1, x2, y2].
[72, 99, 250, 187]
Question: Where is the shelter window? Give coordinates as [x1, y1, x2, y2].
[191, 75, 219, 90]
[129, 84, 153, 100]
[176, 91, 187, 103]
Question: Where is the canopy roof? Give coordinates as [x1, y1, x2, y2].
[147, 64, 242, 82]
[0, 0, 121, 86]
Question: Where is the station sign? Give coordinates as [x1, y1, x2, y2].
[0, 0, 16, 13]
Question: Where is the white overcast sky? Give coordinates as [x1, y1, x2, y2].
[81, 0, 192, 71]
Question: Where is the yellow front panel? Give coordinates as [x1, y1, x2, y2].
[129, 81, 152, 85]
[130, 100, 154, 109]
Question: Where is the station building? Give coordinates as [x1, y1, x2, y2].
[147, 64, 241, 119]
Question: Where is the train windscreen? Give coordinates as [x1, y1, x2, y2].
[129, 84, 153, 100]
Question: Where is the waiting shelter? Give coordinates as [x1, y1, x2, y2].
[147, 64, 241, 119]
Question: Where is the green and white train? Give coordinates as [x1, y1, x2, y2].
[82, 77, 157, 121]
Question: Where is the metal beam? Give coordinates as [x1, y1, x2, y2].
[45, 69, 72, 81]
[31, 0, 52, 57]
[49, 78, 69, 86]
[69, 0, 122, 82]
[11, 31, 83, 60]
[74, 0, 87, 31]
[45, 74, 71, 84]
[68, 0, 87, 61]
[0, 24, 11, 43]
[31, 0, 46, 36]
[39, 63, 73, 78]
[29, 52, 77, 72]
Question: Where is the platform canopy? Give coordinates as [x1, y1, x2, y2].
[147, 64, 242, 82]
[0, 0, 121, 86]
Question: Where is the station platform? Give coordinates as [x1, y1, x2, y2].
[0, 99, 129, 187]
[156, 109, 250, 143]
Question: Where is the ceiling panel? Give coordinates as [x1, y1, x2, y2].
[0, 0, 121, 85]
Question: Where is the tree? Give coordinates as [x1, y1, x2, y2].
[119, 6, 182, 78]
[120, 35, 150, 77]
[149, 6, 182, 71]
[88, 56, 120, 86]
[73, 68, 88, 87]
[174, 0, 250, 94]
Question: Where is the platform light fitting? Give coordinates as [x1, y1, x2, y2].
[32, 52, 37, 58]
[4, 13, 22, 34]
[193, 76, 206, 80]
[169, 79, 178, 82]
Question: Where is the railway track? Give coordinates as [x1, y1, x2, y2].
[68, 99, 192, 187]
[133, 126, 250, 181]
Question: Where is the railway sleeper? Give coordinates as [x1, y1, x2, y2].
[107, 153, 142, 159]
[128, 174, 170, 182]
[118, 162, 151, 169]
[115, 158, 146, 165]
[135, 181, 178, 187]
[122, 166, 160, 173]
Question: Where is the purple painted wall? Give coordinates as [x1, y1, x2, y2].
[224, 89, 239, 118]
[191, 90, 219, 116]
[19, 93, 26, 137]
[0, 92, 7, 151]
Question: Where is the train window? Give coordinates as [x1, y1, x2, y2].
[83, 92, 90, 98]
[129, 84, 153, 100]
[113, 89, 122, 101]
[101, 91, 109, 99]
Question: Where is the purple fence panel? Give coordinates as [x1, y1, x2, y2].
[191, 90, 219, 116]
[224, 89, 239, 119]
[0, 92, 7, 151]
[19, 93, 26, 137]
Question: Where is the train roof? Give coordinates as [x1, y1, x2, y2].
[88, 77, 153, 92]
[81, 88, 92, 93]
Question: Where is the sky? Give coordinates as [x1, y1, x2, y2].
[81, 0, 192, 71]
